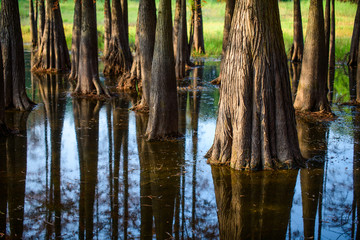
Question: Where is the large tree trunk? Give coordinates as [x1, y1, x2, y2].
[104, 0, 112, 57]
[38, 0, 45, 46]
[175, 0, 190, 79]
[0, 43, 9, 137]
[291, 0, 304, 62]
[348, 0, 360, 67]
[135, 0, 156, 111]
[32, 0, 70, 72]
[145, 0, 179, 140]
[121, 0, 129, 45]
[103, 0, 133, 76]
[69, 0, 82, 80]
[1, 0, 34, 111]
[30, 0, 38, 48]
[206, 0, 303, 170]
[327, 0, 335, 103]
[294, 0, 331, 112]
[325, 0, 330, 63]
[74, 0, 109, 96]
[193, 0, 205, 54]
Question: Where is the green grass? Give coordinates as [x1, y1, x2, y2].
[18, 0, 357, 60]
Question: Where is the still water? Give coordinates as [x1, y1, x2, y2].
[0, 53, 359, 239]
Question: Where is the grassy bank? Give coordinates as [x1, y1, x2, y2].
[18, 0, 356, 61]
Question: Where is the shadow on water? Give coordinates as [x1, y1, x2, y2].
[2, 55, 360, 239]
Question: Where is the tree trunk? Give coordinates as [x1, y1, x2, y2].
[173, 0, 181, 59]
[175, 0, 190, 79]
[356, 37, 360, 102]
[145, 0, 179, 140]
[38, 0, 45, 46]
[103, 0, 133, 76]
[294, 0, 331, 112]
[30, 0, 38, 48]
[206, 0, 303, 170]
[291, 0, 304, 62]
[325, 0, 330, 63]
[327, 0, 335, 103]
[0, 43, 9, 137]
[104, 0, 112, 57]
[32, 0, 70, 72]
[121, 0, 129, 45]
[69, 0, 82, 80]
[348, 0, 360, 67]
[74, 0, 109, 96]
[222, 0, 235, 57]
[135, 0, 156, 111]
[290, 63, 301, 102]
[193, 0, 205, 54]
[1, 0, 34, 111]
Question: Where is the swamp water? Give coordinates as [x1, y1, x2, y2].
[0, 52, 359, 239]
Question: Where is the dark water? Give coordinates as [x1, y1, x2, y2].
[0, 53, 359, 239]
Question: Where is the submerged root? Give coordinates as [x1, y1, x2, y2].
[117, 73, 140, 92]
[295, 110, 337, 122]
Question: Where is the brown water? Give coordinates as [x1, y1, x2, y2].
[0, 54, 359, 239]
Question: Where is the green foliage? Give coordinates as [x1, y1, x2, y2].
[17, 0, 357, 59]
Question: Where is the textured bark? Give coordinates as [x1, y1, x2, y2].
[291, 0, 304, 62]
[30, 0, 38, 48]
[104, 0, 112, 57]
[33, 0, 70, 72]
[38, 0, 45, 46]
[0, 43, 9, 137]
[145, 0, 179, 140]
[121, 0, 129, 45]
[348, 0, 360, 66]
[175, 0, 190, 79]
[294, 0, 331, 112]
[325, 0, 330, 64]
[290, 63, 301, 102]
[69, 0, 82, 80]
[74, 0, 109, 96]
[212, 167, 298, 239]
[136, 0, 156, 111]
[73, 99, 100, 240]
[222, 0, 235, 57]
[327, 0, 335, 103]
[1, 0, 35, 111]
[206, 0, 303, 170]
[173, 0, 181, 59]
[193, 0, 205, 54]
[103, 0, 133, 76]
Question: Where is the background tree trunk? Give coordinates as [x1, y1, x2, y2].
[206, 0, 303, 170]
[104, 0, 112, 57]
[173, 0, 181, 59]
[103, 0, 133, 76]
[291, 0, 304, 62]
[294, 0, 331, 112]
[327, 0, 335, 103]
[69, 0, 82, 80]
[135, 0, 156, 111]
[145, 0, 179, 140]
[325, 0, 330, 63]
[348, 0, 360, 67]
[1, 0, 34, 111]
[74, 0, 109, 96]
[121, 0, 129, 45]
[193, 0, 205, 54]
[38, 0, 45, 46]
[222, 0, 235, 57]
[33, 0, 70, 72]
[0, 43, 9, 137]
[30, 0, 38, 48]
[175, 0, 190, 79]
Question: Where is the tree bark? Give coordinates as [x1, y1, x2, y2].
[0, 43, 9, 137]
[103, 0, 133, 76]
[69, 0, 82, 80]
[193, 0, 205, 54]
[104, 0, 112, 57]
[74, 0, 109, 96]
[327, 0, 335, 103]
[294, 0, 331, 112]
[38, 0, 45, 46]
[32, 0, 70, 72]
[356, 37, 360, 102]
[173, 0, 181, 59]
[325, 0, 330, 63]
[222, 0, 235, 57]
[145, 0, 179, 140]
[30, 0, 38, 48]
[121, 0, 129, 45]
[135, 0, 156, 111]
[348, 0, 360, 67]
[175, 0, 190, 79]
[206, 0, 303, 170]
[1, 0, 34, 111]
[291, 0, 304, 62]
